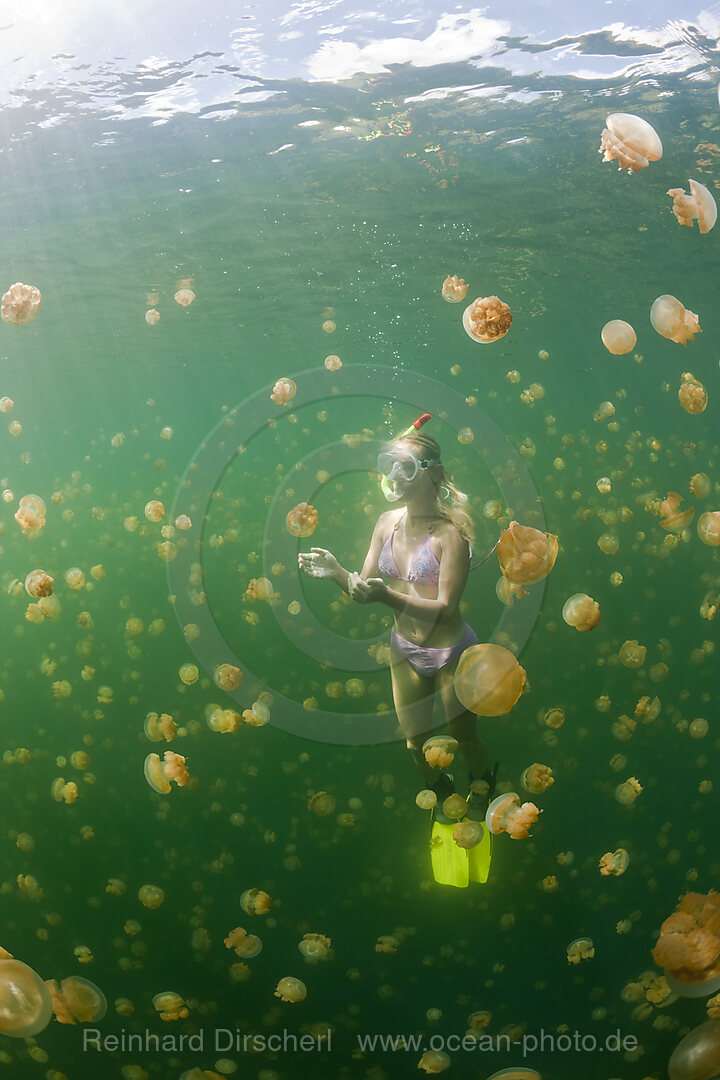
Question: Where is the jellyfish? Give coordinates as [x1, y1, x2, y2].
[650, 295, 701, 345]
[567, 937, 595, 964]
[152, 991, 188, 1021]
[144, 712, 176, 742]
[635, 696, 661, 723]
[421, 735, 458, 770]
[691, 473, 711, 499]
[270, 378, 296, 405]
[0, 958, 53, 1037]
[0, 396, 13, 412]
[441, 793, 469, 821]
[64, 567, 86, 590]
[145, 500, 165, 522]
[598, 113, 662, 172]
[601, 320, 637, 355]
[599, 848, 629, 876]
[286, 502, 318, 537]
[224, 928, 262, 958]
[562, 593, 601, 631]
[138, 885, 165, 910]
[442, 275, 469, 303]
[418, 1050, 451, 1073]
[452, 820, 484, 850]
[206, 704, 241, 733]
[308, 791, 336, 816]
[324, 355, 342, 371]
[175, 513, 192, 530]
[14, 494, 46, 538]
[242, 700, 270, 727]
[143, 751, 190, 794]
[485, 793, 540, 839]
[174, 288, 195, 306]
[179, 663, 198, 685]
[298, 933, 331, 963]
[145, 308, 160, 325]
[25, 570, 53, 599]
[240, 889, 271, 916]
[45, 977, 107, 1024]
[678, 372, 708, 414]
[214, 663, 242, 691]
[668, 1020, 720, 1080]
[486, 1071, 541, 1080]
[1, 283, 42, 325]
[615, 777, 643, 804]
[520, 763, 554, 794]
[416, 790, 437, 810]
[660, 492, 695, 532]
[274, 977, 306, 1003]
[698, 512, 720, 547]
[50, 778, 78, 804]
[454, 643, 527, 717]
[375, 936, 399, 954]
[667, 179, 717, 234]
[497, 521, 558, 585]
[619, 640, 646, 668]
[245, 577, 273, 600]
[462, 296, 512, 343]
[653, 893, 720, 998]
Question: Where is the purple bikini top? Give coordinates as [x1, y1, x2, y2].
[378, 512, 461, 586]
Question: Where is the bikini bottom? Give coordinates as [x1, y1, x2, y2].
[390, 623, 478, 679]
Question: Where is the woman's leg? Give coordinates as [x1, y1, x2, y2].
[436, 667, 488, 781]
[389, 649, 438, 786]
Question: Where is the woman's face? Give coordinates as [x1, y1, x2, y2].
[389, 441, 439, 500]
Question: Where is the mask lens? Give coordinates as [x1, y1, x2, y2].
[377, 452, 418, 482]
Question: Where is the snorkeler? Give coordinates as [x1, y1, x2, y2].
[299, 416, 497, 887]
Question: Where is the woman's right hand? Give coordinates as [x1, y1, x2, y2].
[297, 548, 339, 579]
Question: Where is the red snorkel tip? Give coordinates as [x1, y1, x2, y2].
[412, 413, 431, 430]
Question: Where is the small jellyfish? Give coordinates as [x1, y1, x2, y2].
[64, 567, 86, 591]
[145, 500, 165, 522]
[145, 309, 160, 325]
[452, 820, 484, 850]
[442, 793, 468, 821]
[562, 593, 601, 632]
[240, 889, 271, 916]
[324, 355, 342, 371]
[0, 958, 53, 1036]
[25, 570, 53, 599]
[214, 663, 242, 691]
[497, 520, 558, 585]
[45, 977, 107, 1024]
[619, 640, 646, 668]
[418, 1049, 451, 1073]
[599, 113, 662, 172]
[245, 577, 274, 600]
[308, 791, 336, 817]
[421, 735, 458, 770]
[144, 713, 176, 742]
[152, 991, 188, 1021]
[650, 294, 701, 345]
[599, 849, 629, 876]
[601, 320, 636, 355]
[274, 976, 306, 1003]
[678, 372, 708, 414]
[50, 778, 78, 804]
[175, 513, 192, 530]
[14, 494, 46, 538]
[667, 179, 717, 234]
[462, 295, 512, 343]
[690, 473, 711, 499]
[298, 933, 331, 963]
[286, 502, 318, 537]
[0, 396, 14, 412]
[224, 927, 262, 958]
[1, 283, 42, 325]
[143, 751, 190, 794]
[271, 378, 297, 405]
[485, 793, 540, 839]
[138, 885, 165, 909]
[415, 789, 437, 810]
[441, 275, 469, 303]
[520, 763, 554, 794]
[375, 935, 399, 954]
[698, 511, 720, 547]
[567, 937, 595, 964]
[179, 663, 199, 685]
[454, 643, 527, 717]
[615, 776, 643, 804]
[174, 288, 195, 306]
[660, 491, 695, 532]
[242, 700, 270, 727]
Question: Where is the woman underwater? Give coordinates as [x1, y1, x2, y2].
[298, 417, 497, 834]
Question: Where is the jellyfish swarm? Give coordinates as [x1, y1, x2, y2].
[1, 283, 41, 325]
[601, 320, 636, 355]
[454, 644, 527, 717]
[0, 958, 53, 1036]
[650, 295, 701, 345]
[485, 793, 540, 839]
[286, 502, 318, 537]
[667, 179, 717, 234]
[442, 275, 469, 303]
[598, 113, 662, 172]
[462, 296, 512, 343]
[562, 593, 601, 631]
[653, 892, 720, 997]
[497, 521, 558, 586]
[14, 494, 46, 538]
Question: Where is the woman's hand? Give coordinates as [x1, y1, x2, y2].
[348, 573, 387, 604]
[298, 548, 339, 579]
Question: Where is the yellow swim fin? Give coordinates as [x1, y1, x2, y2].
[467, 822, 493, 884]
[430, 819, 469, 888]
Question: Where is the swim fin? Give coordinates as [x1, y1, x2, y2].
[467, 823, 493, 884]
[430, 819, 469, 888]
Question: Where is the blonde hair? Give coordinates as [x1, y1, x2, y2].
[393, 432, 475, 543]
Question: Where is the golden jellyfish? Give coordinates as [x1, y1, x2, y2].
[462, 295, 512, 343]
[143, 751, 190, 794]
[635, 696, 660, 723]
[298, 933, 331, 963]
[64, 567, 86, 590]
[678, 372, 708, 414]
[145, 308, 160, 325]
[144, 712, 176, 742]
[441, 275, 469, 303]
[324, 354, 342, 371]
[454, 643, 527, 717]
[615, 776, 643, 805]
[650, 294, 701, 345]
[698, 512, 720, 547]
[242, 700, 270, 727]
[599, 848, 629, 876]
[322, 319, 335, 333]
[240, 889, 271, 916]
[562, 593, 601, 631]
[14, 494, 46, 538]
[691, 473, 711, 499]
[667, 179, 717, 233]
[25, 570, 53, 598]
[0, 396, 13, 412]
[668, 1021, 720, 1080]
[274, 977, 306, 1003]
[601, 320, 636, 355]
[567, 937, 595, 964]
[0, 958, 53, 1036]
[308, 791, 336, 817]
[175, 513, 192, 530]
[421, 735, 458, 770]
[206, 704, 240, 733]
[1, 282, 41, 325]
[224, 928, 262, 958]
[45, 977, 107, 1024]
[245, 577, 273, 600]
[179, 663, 199, 685]
[416, 789, 437, 810]
[418, 1050, 450, 1074]
[487, 1071, 540, 1080]
[138, 885, 165, 910]
[51, 778, 78, 804]
[375, 935, 399, 954]
[452, 820, 484, 850]
[599, 112, 662, 172]
[152, 991, 188, 1021]
[497, 520, 558, 585]
[442, 793, 468, 821]
[653, 892, 720, 997]
[270, 378, 296, 405]
[145, 500, 165, 522]
[660, 491, 695, 532]
[345, 678, 365, 697]
[486, 793, 540, 839]
[521, 763, 554, 794]
[174, 288, 195, 306]
[286, 501, 318, 537]
[214, 663, 242, 691]
[619, 640, 646, 668]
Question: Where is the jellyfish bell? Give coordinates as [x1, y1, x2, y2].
[599, 848, 630, 876]
[1, 283, 42, 325]
[668, 179, 718, 234]
[274, 976, 306, 1003]
[679, 372, 708, 415]
[486, 792, 540, 839]
[497, 521, 558, 585]
[286, 502, 318, 537]
[453, 820, 484, 850]
[668, 1019, 720, 1080]
[521, 763, 554, 794]
[462, 295, 512, 343]
[698, 512, 720, 547]
[486, 1071, 541, 1080]
[599, 112, 662, 172]
[567, 937, 595, 964]
[421, 735, 458, 769]
[650, 295, 701, 345]
[25, 570, 53, 599]
[660, 492, 695, 532]
[619, 640, 646, 668]
[416, 789, 437, 810]
[441, 275, 469, 303]
[442, 793, 469, 821]
[46, 977, 107, 1024]
[240, 889, 271, 916]
[418, 1049, 451, 1073]
[601, 320, 637, 355]
[174, 288, 195, 306]
[270, 378, 296, 405]
[562, 593, 601, 632]
[454, 643, 527, 717]
[0, 958, 53, 1037]
[298, 933, 331, 962]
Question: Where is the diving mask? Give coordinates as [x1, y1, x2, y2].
[377, 449, 441, 484]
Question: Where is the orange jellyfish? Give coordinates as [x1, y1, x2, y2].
[442, 275, 469, 303]
[0, 957, 53, 1036]
[520, 763, 554, 794]
[242, 700, 270, 727]
[45, 977, 107, 1024]
[652, 892, 720, 997]
[485, 793, 540, 839]
[454, 643, 526, 717]
[298, 933, 331, 963]
[14, 494, 46, 538]
[650, 295, 701, 345]
[698, 512, 720, 547]
[25, 570, 53, 598]
[690, 473, 711, 499]
[562, 593, 601, 631]
[462, 296, 512, 343]
[324, 355, 342, 371]
[601, 320, 636, 355]
[619, 640, 646, 668]
[418, 1050, 451, 1073]
[152, 991, 189, 1021]
[144, 751, 190, 794]
[678, 372, 708, 414]
[668, 1022, 720, 1080]
[422, 735, 458, 769]
[615, 776, 643, 804]
[667, 179, 717, 233]
[452, 820, 484, 850]
[224, 928, 262, 958]
[567, 937, 595, 964]
[245, 577, 274, 600]
[599, 113, 662, 172]
[1, 283, 41, 325]
[145, 500, 165, 522]
[497, 520, 558, 585]
[660, 492, 695, 532]
[308, 791, 336, 816]
[286, 502, 318, 537]
[274, 977, 306, 1003]
[174, 288, 195, 307]
[270, 378, 296, 405]
[240, 889, 271, 916]
[599, 848, 629, 876]
[144, 712, 176, 742]
[214, 663, 242, 691]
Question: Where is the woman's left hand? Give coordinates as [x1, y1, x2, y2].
[349, 575, 387, 604]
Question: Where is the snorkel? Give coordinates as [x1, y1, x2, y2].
[380, 413, 433, 501]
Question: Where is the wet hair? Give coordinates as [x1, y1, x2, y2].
[393, 432, 475, 543]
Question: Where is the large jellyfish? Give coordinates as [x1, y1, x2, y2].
[653, 893, 720, 997]
[497, 521, 558, 585]
[698, 512, 720, 547]
[667, 179, 717, 233]
[668, 1020, 720, 1080]
[650, 295, 701, 345]
[485, 793, 540, 839]
[454, 644, 527, 716]
[462, 296, 512, 343]
[0, 957, 53, 1036]
[144, 752, 190, 793]
[601, 320, 636, 355]
[598, 113, 662, 172]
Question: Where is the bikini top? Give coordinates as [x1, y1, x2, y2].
[377, 511, 442, 586]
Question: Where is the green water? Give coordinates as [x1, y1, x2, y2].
[0, 52, 718, 1080]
